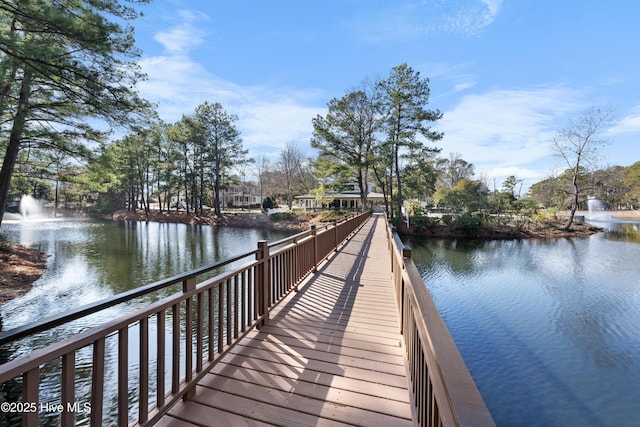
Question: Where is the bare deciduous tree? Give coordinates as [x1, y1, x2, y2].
[279, 142, 304, 210]
[552, 107, 615, 229]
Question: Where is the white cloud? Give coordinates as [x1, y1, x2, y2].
[486, 166, 544, 180]
[237, 100, 325, 155]
[153, 9, 208, 53]
[440, 0, 504, 35]
[439, 86, 584, 183]
[453, 81, 477, 92]
[480, 0, 503, 25]
[608, 106, 640, 135]
[138, 14, 326, 159]
[354, 0, 504, 42]
[154, 25, 203, 53]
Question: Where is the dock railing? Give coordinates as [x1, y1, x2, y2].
[386, 219, 495, 427]
[0, 210, 371, 427]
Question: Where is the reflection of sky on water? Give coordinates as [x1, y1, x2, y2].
[1, 218, 293, 426]
[407, 230, 640, 427]
[1, 219, 290, 332]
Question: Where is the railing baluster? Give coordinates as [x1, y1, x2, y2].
[171, 303, 180, 395]
[156, 310, 165, 409]
[241, 271, 247, 333]
[139, 318, 149, 423]
[184, 297, 193, 388]
[183, 278, 195, 397]
[248, 268, 255, 324]
[233, 275, 239, 339]
[61, 351, 75, 427]
[256, 240, 269, 327]
[226, 279, 232, 346]
[312, 224, 318, 272]
[217, 283, 224, 354]
[118, 327, 128, 427]
[208, 289, 215, 361]
[90, 338, 105, 427]
[196, 292, 204, 372]
[22, 367, 39, 427]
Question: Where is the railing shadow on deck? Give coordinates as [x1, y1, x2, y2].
[0, 211, 372, 427]
[206, 216, 384, 423]
[385, 218, 495, 427]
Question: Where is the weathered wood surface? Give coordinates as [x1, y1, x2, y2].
[158, 215, 414, 426]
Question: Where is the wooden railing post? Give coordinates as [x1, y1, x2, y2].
[402, 246, 411, 261]
[311, 224, 318, 273]
[333, 220, 338, 252]
[389, 225, 396, 272]
[182, 277, 196, 292]
[400, 246, 411, 335]
[256, 240, 270, 328]
[293, 237, 300, 292]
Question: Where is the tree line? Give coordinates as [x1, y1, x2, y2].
[1, 2, 639, 230]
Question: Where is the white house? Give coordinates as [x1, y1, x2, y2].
[222, 191, 262, 208]
[295, 190, 384, 211]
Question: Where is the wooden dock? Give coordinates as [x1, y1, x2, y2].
[157, 214, 414, 426]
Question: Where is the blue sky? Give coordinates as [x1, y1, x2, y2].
[131, 0, 640, 190]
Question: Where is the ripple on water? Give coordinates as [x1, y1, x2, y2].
[410, 235, 640, 427]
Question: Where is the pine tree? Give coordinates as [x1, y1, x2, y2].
[376, 63, 443, 220]
[0, 0, 152, 225]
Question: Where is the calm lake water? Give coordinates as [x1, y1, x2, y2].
[0, 218, 291, 426]
[405, 219, 640, 427]
[2, 217, 640, 426]
[1, 218, 291, 332]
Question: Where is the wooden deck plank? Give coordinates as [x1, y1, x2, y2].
[232, 344, 404, 374]
[222, 339, 407, 389]
[172, 387, 350, 427]
[211, 355, 411, 403]
[160, 400, 273, 427]
[196, 373, 413, 426]
[239, 329, 406, 366]
[266, 317, 405, 342]
[158, 214, 414, 427]
[233, 336, 405, 373]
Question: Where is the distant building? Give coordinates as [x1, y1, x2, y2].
[222, 191, 262, 208]
[295, 190, 384, 211]
[222, 184, 262, 208]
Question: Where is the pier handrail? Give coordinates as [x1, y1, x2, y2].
[0, 215, 347, 347]
[0, 210, 371, 427]
[385, 219, 495, 427]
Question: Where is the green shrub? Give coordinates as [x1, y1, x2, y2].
[455, 212, 483, 233]
[262, 196, 275, 210]
[389, 216, 402, 228]
[441, 214, 454, 225]
[411, 215, 440, 231]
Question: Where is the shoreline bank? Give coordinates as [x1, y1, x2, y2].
[2, 209, 637, 306]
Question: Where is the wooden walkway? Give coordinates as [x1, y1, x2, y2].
[156, 214, 414, 426]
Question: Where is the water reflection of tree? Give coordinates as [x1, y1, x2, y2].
[411, 235, 635, 372]
[549, 238, 633, 372]
[602, 223, 640, 243]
